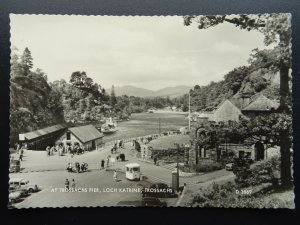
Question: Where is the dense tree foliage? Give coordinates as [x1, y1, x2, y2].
[10, 48, 64, 145]
[189, 65, 274, 111]
[20, 47, 33, 76]
[184, 14, 292, 187]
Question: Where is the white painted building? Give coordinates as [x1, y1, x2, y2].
[55, 125, 104, 150]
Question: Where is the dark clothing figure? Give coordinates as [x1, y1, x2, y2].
[154, 157, 157, 165]
[75, 162, 80, 173]
[46, 146, 50, 156]
[101, 160, 105, 169]
[19, 154, 23, 161]
[81, 163, 85, 172]
[65, 179, 70, 190]
[67, 163, 73, 172]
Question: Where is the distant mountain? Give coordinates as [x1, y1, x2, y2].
[109, 85, 155, 97]
[155, 86, 192, 98]
[107, 85, 191, 98]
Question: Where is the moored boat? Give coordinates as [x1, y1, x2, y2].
[101, 117, 118, 134]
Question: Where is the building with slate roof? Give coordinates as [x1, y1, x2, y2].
[196, 94, 279, 124]
[55, 125, 104, 150]
[19, 124, 66, 150]
[242, 94, 279, 117]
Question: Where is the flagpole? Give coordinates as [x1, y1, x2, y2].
[189, 92, 191, 131]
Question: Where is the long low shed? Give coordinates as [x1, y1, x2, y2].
[19, 125, 66, 150]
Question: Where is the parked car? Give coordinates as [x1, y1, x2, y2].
[9, 190, 24, 203]
[9, 159, 21, 173]
[9, 178, 39, 193]
[142, 183, 177, 198]
[141, 197, 167, 207]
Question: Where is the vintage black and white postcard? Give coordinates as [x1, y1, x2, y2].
[8, 14, 294, 208]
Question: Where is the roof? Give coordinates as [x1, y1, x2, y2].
[9, 178, 28, 183]
[126, 163, 140, 168]
[20, 124, 66, 141]
[228, 98, 244, 109]
[242, 95, 279, 111]
[68, 125, 104, 143]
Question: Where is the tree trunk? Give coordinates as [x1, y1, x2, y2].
[280, 129, 293, 188]
[279, 62, 292, 188]
[279, 65, 290, 112]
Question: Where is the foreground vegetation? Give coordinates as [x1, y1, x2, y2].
[187, 156, 294, 208]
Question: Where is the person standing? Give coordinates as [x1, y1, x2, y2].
[46, 146, 50, 156]
[65, 179, 70, 191]
[19, 153, 23, 161]
[81, 162, 85, 172]
[71, 179, 76, 190]
[154, 157, 157, 165]
[106, 156, 110, 169]
[101, 160, 105, 170]
[114, 170, 118, 181]
[50, 145, 54, 156]
[16, 143, 20, 154]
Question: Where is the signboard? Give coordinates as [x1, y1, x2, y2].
[19, 134, 25, 141]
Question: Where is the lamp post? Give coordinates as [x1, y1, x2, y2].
[172, 142, 180, 192]
[188, 92, 191, 131]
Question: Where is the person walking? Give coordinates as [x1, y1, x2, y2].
[19, 153, 23, 161]
[106, 157, 110, 169]
[16, 143, 20, 154]
[114, 170, 118, 182]
[65, 179, 70, 191]
[71, 179, 76, 190]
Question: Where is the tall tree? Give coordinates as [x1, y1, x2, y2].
[184, 14, 291, 112]
[184, 14, 293, 187]
[20, 47, 33, 76]
[10, 47, 23, 77]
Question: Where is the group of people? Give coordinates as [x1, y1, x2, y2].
[100, 155, 111, 170]
[64, 178, 76, 190]
[46, 143, 88, 157]
[15, 143, 26, 161]
[67, 143, 87, 156]
[46, 143, 67, 156]
[110, 139, 124, 154]
[67, 162, 88, 173]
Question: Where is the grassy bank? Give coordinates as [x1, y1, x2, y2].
[148, 135, 190, 150]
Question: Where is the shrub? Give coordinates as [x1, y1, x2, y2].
[192, 159, 223, 173]
[233, 156, 280, 188]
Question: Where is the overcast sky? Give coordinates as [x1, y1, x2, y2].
[10, 15, 267, 91]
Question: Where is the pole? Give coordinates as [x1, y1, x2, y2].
[188, 93, 191, 131]
[176, 143, 179, 191]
